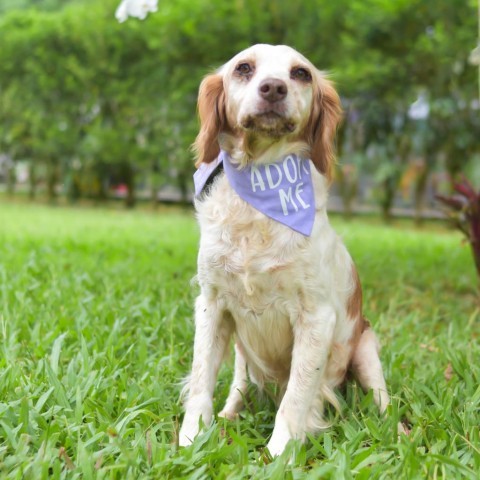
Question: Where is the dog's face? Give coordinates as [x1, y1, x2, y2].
[194, 44, 342, 180]
[222, 44, 315, 138]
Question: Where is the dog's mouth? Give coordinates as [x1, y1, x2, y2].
[258, 111, 283, 120]
[240, 111, 296, 137]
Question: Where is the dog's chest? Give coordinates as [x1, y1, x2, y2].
[196, 175, 316, 318]
[202, 224, 306, 320]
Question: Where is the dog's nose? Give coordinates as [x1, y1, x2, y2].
[258, 78, 288, 103]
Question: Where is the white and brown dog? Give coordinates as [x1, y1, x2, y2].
[179, 44, 390, 456]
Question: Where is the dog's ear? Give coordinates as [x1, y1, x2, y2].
[193, 73, 226, 167]
[305, 76, 342, 181]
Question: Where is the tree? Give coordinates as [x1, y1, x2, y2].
[0, 0, 478, 213]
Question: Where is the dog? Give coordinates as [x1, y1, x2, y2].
[179, 44, 390, 456]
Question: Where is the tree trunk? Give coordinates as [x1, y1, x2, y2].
[177, 171, 189, 204]
[46, 161, 58, 203]
[381, 177, 396, 222]
[413, 167, 428, 227]
[124, 163, 135, 208]
[444, 144, 463, 192]
[151, 163, 160, 208]
[29, 162, 36, 200]
[67, 171, 82, 203]
[336, 164, 358, 220]
[6, 161, 16, 196]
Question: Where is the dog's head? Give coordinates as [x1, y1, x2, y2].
[194, 44, 342, 180]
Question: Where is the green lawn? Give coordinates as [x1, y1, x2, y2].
[0, 202, 479, 479]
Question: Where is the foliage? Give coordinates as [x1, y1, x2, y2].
[0, 0, 90, 14]
[436, 178, 480, 283]
[338, 0, 480, 218]
[0, 0, 479, 211]
[0, 203, 479, 478]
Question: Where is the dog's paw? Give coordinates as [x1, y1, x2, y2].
[266, 425, 292, 457]
[266, 440, 287, 458]
[178, 428, 196, 447]
[178, 435, 193, 447]
[397, 421, 411, 437]
[179, 401, 214, 447]
[218, 409, 238, 421]
[178, 415, 201, 447]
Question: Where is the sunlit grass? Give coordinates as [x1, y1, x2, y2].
[0, 202, 479, 479]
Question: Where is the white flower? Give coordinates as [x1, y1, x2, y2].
[115, 0, 158, 23]
[408, 92, 430, 120]
[469, 44, 480, 67]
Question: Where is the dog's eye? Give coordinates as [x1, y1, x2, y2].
[290, 67, 312, 82]
[235, 63, 253, 76]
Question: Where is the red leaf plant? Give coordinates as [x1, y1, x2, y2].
[436, 177, 480, 282]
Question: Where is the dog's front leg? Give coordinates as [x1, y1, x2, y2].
[267, 305, 336, 457]
[179, 294, 232, 447]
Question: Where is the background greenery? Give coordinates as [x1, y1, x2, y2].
[0, 202, 479, 478]
[0, 0, 479, 217]
[1, 1, 480, 478]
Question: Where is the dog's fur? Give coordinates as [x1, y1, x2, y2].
[179, 44, 390, 456]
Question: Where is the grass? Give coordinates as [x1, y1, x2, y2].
[0, 201, 479, 479]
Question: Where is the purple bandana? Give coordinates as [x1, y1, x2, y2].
[193, 150, 316, 236]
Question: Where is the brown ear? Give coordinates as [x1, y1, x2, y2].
[193, 74, 226, 167]
[305, 77, 342, 181]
